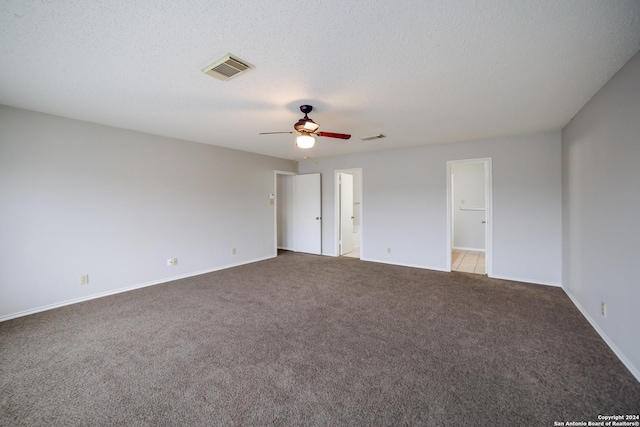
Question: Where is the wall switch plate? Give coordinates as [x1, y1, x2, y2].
[172, 258, 178, 265]
[387, 248, 391, 253]
[232, 248, 236, 255]
[167, 258, 173, 266]
[601, 302, 606, 317]
[80, 274, 89, 285]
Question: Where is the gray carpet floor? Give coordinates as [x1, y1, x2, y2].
[1, 251, 639, 426]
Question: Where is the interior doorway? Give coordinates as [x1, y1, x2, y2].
[335, 169, 362, 258]
[274, 171, 322, 256]
[275, 171, 296, 255]
[446, 159, 492, 275]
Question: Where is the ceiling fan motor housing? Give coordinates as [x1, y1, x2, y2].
[294, 118, 319, 133]
[294, 105, 320, 133]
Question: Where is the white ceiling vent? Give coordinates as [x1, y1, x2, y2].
[360, 134, 386, 141]
[201, 53, 254, 81]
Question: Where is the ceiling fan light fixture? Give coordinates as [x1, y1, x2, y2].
[296, 134, 315, 149]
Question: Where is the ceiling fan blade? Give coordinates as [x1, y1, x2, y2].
[316, 131, 351, 140]
[259, 132, 294, 135]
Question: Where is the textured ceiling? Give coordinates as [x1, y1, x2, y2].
[1, 1, 640, 160]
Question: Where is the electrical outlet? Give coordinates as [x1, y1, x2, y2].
[172, 257, 178, 265]
[80, 274, 89, 285]
[232, 248, 236, 255]
[601, 302, 606, 317]
[387, 247, 391, 253]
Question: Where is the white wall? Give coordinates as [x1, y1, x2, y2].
[299, 131, 562, 286]
[277, 174, 294, 250]
[0, 105, 296, 320]
[452, 162, 485, 250]
[562, 51, 640, 381]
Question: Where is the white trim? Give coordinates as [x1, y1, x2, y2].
[490, 274, 561, 288]
[0, 255, 274, 323]
[277, 246, 294, 251]
[485, 159, 493, 277]
[452, 246, 486, 252]
[562, 287, 640, 383]
[333, 170, 340, 257]
[274, 170, 297, 256]
[447, 171, 453, 270]
[362, 259, 554, 283]
[446, 158, 493, 276]
[361, 257, 449, 272]
[334, 168, 363, 258]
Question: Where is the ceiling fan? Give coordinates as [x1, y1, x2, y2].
[259, 105, 351, 149]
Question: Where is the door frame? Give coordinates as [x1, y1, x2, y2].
[446, 158, 492, 276]
[334, 168, 363, 257]
[338, 172, 354, 255]
[273, 170, 297, 256]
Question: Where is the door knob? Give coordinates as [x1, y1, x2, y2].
[351, 216, 355, 219]
[316, 217, 321, 220]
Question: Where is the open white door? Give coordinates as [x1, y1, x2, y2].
[293, 173, 322, 254]
[339, 173, 354, 255]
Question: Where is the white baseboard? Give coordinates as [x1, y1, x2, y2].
[562, 287, 640, 383]
[489, 274, 561, 287]
[0, 255, 274, 323]
[360, 257, 449, 272]
[322, 251, 339, 257]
